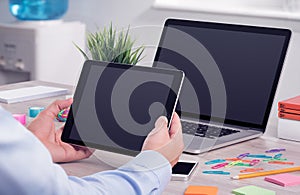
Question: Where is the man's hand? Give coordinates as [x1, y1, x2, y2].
[27, 99, 92, 163]
[142, 113, 184, 167]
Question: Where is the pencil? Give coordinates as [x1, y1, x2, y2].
[231, 166, 300, 180]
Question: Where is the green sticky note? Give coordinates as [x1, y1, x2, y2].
[232, 185, 275, 195]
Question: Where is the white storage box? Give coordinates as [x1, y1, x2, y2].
[278, 118, 300, 142]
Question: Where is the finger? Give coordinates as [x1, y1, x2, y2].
[154, 116, 168, 128]
[148, 116, 168, 136]
[71, 146, 93, 160]
[41, 98, 73, 119]
[169, 113, 182, 137]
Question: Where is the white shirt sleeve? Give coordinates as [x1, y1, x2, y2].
[0, 106, 171, 195]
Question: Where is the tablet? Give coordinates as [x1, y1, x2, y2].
[61, 60, 184, 155]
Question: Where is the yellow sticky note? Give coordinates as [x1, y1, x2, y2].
[184, 185, 218, 195]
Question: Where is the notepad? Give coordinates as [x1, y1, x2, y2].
[232, 185, 275, 195]
[265, 173, 300, 187]
[0, 86, 69, 104]
[184, 186, 218, 195]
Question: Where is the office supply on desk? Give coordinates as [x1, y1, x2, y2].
[61, 60, 184, 155]
[249, 159, 260, 166]
[278, 118, 300, 142]
[278, 95, 300, 110]
[211, 162, 228, 169]
[268, 161, 294, 165]
[274, 153, 283, 159]
[232, 185, 275, 195]
[184, 186, 218, 195]
[278, 112, 300, 121]
[265, 173, 300, 187]
[202, 171, 230, 175]
[278, 107, 300, 115]
[153, 18, 291, 154]
[0, 86, 69, 104]
[237, 153, 250, 159]
[247, 154, 272, 158]
[226, 158, 251, 163]
[12, 114, 26, 125]
[56, 108, 69, 122]
[263, 158, 287, 162]
[265, 148, 286, 153]
[226, 160, 242, 168]
[235, 162, 251, 167]
[28, 107, 45, 118]
[232, 166, 300, 180]
[205, 159, 226, 165]
[240, 168, 264, 173]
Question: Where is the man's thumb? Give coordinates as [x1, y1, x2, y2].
[148, 116, 168, 136]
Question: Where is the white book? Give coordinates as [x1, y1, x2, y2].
[278, 118, 300, 142]
[0, 86, 69, 104]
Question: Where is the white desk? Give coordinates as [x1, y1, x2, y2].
[1, 81, 300, 195]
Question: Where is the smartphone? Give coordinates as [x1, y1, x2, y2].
[171, 160, 198, 181]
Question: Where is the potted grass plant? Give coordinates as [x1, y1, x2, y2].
[76, 23, 145, 65]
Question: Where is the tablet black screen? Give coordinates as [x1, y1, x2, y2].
[62, 61, 183, 155]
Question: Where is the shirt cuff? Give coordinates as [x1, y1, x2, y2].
[119, 150, 172, 191]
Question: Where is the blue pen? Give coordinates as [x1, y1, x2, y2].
[202, 171, 230, 175]
[205, 159, 226, 165]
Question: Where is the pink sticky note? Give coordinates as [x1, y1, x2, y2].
[265, 173, 300, 187]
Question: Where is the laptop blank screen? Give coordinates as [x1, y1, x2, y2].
[154, 19, 290, 129]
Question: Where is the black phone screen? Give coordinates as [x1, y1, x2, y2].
[172, 162, 197, 175]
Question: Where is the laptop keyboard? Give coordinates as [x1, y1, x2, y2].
[182, 121, 240, 138]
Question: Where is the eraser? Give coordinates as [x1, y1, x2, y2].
[265, 173, 300, 187]
[184, 185, 218, 195]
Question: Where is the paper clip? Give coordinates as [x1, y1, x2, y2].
[274, 153, 283, 159]
[268, 161, 294, 165]
[205, 159, 226, 165]
[235, 162, 251, 167]
[237, 153, 250, 159]
[202, 171, 230, 175]
[226, 158, 251, 163]
[265, 148, 286, 153]
[249, 159, 260, 166]
[263, 158, 287, 162]
[211, 162, 229, 169]
[226, 160, 242, 168]
[247, 154, 273, 159]
[240, 168, 264, 173]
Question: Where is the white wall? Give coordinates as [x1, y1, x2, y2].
[1, 0, 300, 137]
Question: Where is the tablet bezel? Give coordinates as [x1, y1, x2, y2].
[61, 60, 184, 156]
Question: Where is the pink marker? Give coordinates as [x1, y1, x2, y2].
[250, 159, 260, 166]
[13, 114, 26, 125]
[211, 162, 229, 169]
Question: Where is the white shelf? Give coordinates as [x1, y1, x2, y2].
[153, 0, 300, 21]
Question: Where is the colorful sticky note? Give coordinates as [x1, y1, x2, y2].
[184, 186, 218, 195]
[232, 185, 275, 195]
[265, 173, 300, 187]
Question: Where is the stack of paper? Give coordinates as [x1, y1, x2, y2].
[0, 86, 69, 104]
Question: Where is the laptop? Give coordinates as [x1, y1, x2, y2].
[153, 19, 291, 154]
